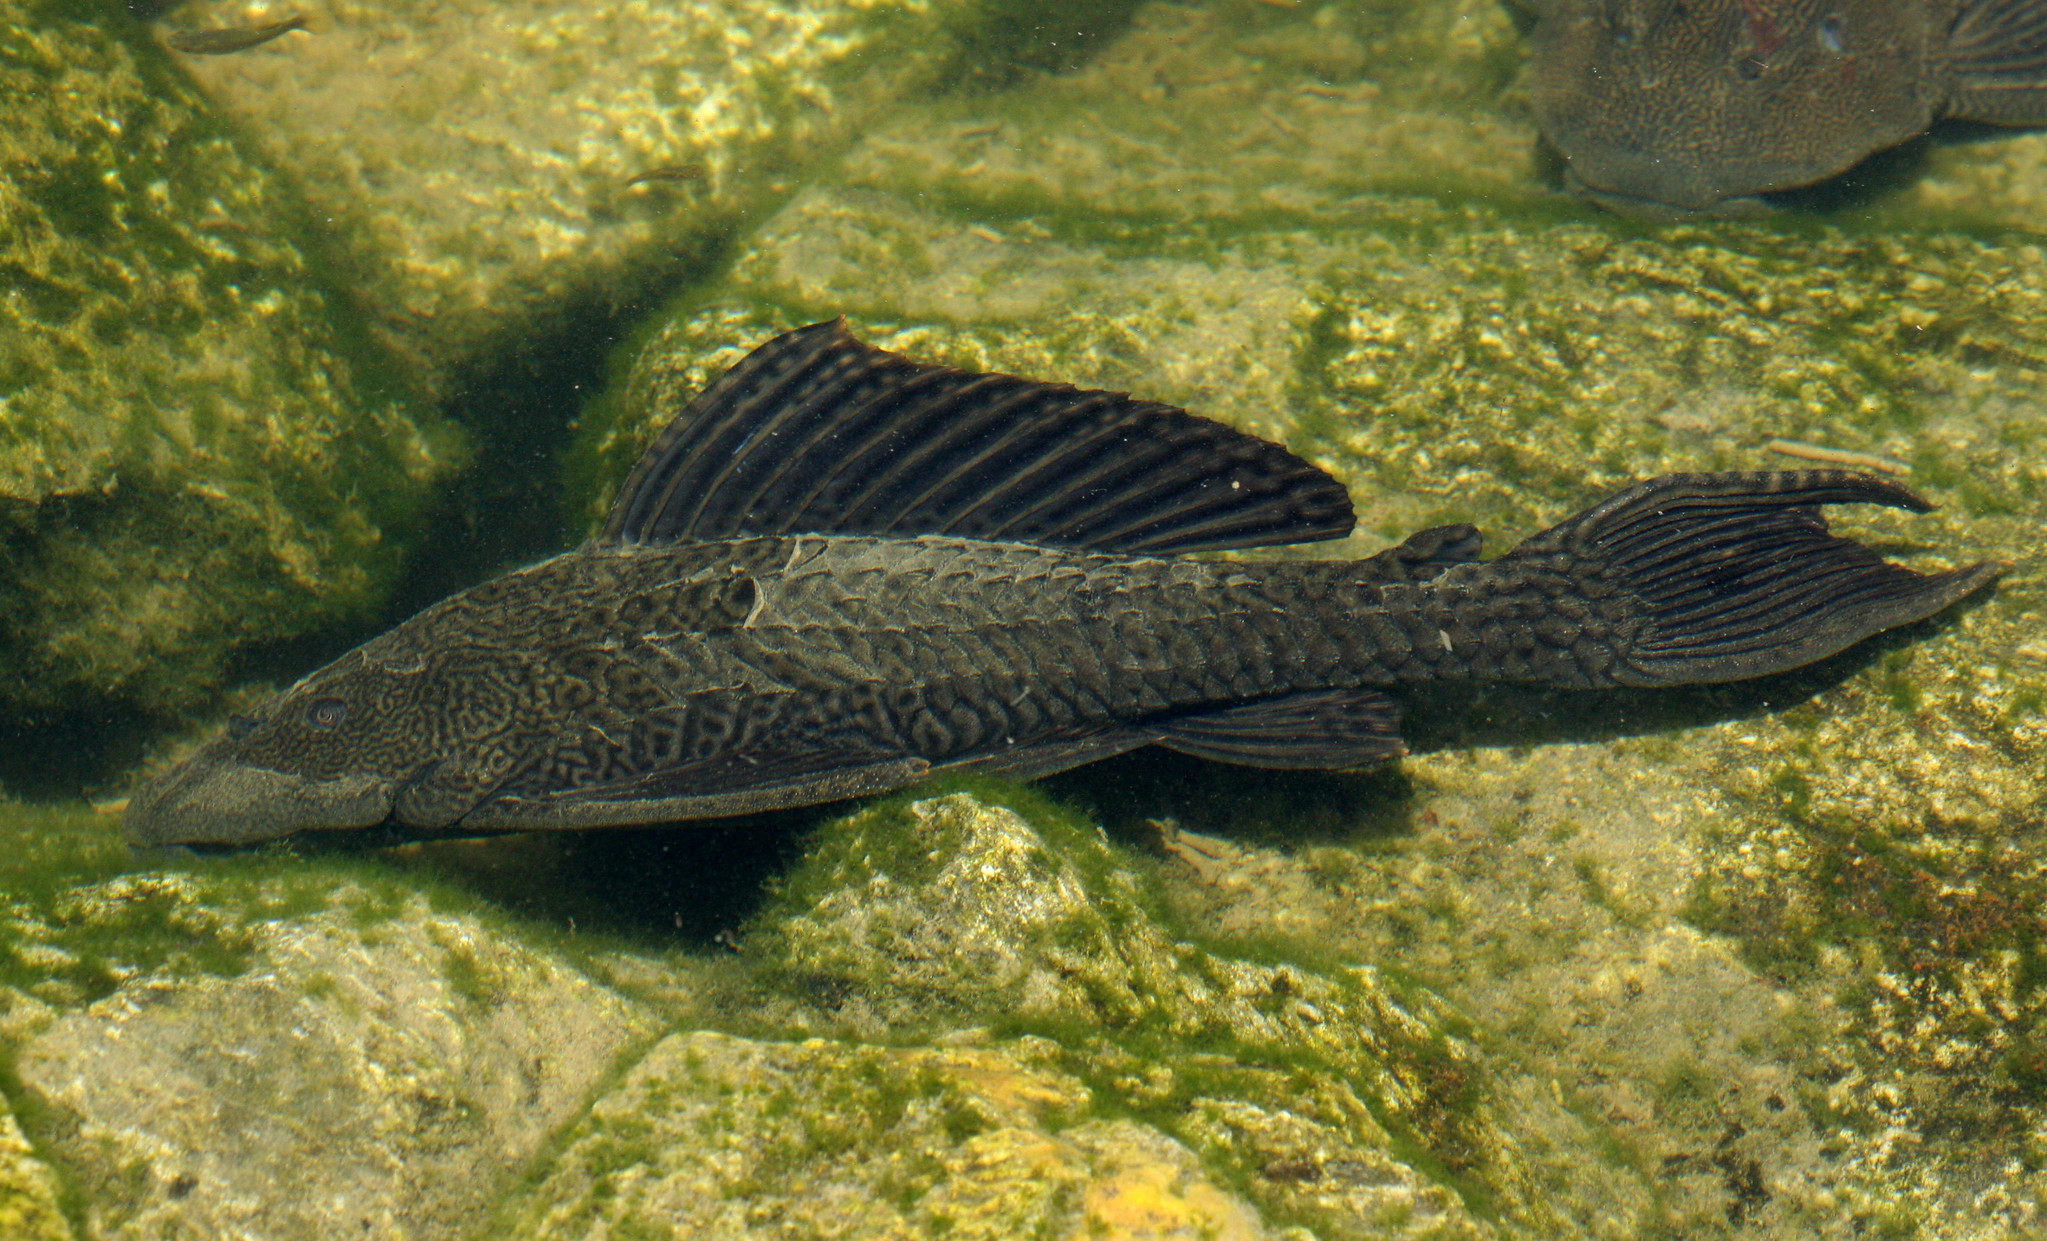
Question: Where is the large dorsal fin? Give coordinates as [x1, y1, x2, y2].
[599, 319, 1355, 555]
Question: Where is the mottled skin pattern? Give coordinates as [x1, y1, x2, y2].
[1525, 0, 2047, 212]
[126, 463, 1999, 846]
[125, 318, 1998, 847]
[177, 530, 1633, 837]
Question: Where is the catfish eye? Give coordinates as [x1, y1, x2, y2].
[305, 697, 349, 730]
[227, 714, 260, 739]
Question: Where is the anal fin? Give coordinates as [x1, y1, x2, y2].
[939, 730, 1158, 781]
[1152, 690, 1406, 770]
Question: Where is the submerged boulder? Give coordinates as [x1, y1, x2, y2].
[725, 792, 1653, 1237]
[503, 1030, 1279, 1240]
[0, 0, 461, 724]
[1, 832, 655, 1241]
[160, 0, 1142, 391]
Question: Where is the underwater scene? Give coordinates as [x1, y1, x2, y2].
[3, 0, 2047, 1236]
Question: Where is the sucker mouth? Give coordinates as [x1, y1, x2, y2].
[1562, 167, 1765, 218]
[122, 760, 396, 847]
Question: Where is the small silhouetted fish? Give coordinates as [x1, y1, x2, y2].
[1524, 0, 2047, 213]
[126, 321, 2000, 846]
[164, 15, 308, 55]
[624, 164, 710, 189]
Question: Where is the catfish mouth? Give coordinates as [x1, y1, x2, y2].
[1561, 163, 1771, 219]
[124, 756, 396, 847]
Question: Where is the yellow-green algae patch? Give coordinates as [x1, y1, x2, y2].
[497, 791, 1650, 1238]
[0, 0, 463, 720]
[164, 0, 1146, 392]
[0, 800, 346, 1013]
[503, 1029, 1289, 1241]
[0, 1090, 69, 1241]
[0, 796, 661, 1241]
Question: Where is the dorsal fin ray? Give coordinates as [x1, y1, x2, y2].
[600, 319, 1355, 555]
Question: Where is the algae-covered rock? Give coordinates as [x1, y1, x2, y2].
[0, 1092, 70, 1241]
[743, 791, 1156, 1031]
[4, 851, 655, 1241]
[736, 792, 1652, 1236]
[501, 1029, 1281, 1240]
[0, 0, 461, 719]
[162, 0, 1140, 390]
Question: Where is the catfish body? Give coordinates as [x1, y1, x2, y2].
[1525, 0, 2047, 213]
[126, 322, 1998, 846]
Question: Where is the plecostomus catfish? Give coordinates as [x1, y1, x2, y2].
[127, 321, 2000, 846]
[1523, 0, 2047, 213]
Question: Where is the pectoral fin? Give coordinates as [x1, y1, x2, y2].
[1947, 0, 2047, 122]
[462, 752, 932, 829]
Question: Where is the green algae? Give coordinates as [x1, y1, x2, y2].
[733, 789, 1649, 1233]
[0, 0, 463, 730]
[0, 797, 624, 1020]
[0, 803, 250, 1008]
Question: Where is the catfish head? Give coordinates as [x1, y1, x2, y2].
[1528, 0, 1942, 212]
[125, 620, 537, 847]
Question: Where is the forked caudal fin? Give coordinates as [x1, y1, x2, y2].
[1504, 470, 2003, 686]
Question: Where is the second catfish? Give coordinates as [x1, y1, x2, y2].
[127, 321, 1999, 845]
[1526, 0, 2047, 213]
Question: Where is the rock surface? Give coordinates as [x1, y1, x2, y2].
[161, 0, 1130, 390]
[8, 869, 655, 1240]
[503, 1030, 1276, 1240]
[0, 0, 461, 720]
[500, 791, 1651, 1238]
[0, 1092, 70, 1241]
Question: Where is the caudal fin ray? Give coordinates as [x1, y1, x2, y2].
[1511, 470, 1999, 685]
[1621, 523, 1892, 636]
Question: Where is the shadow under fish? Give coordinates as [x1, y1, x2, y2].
[126, 320, 2001, 847]
[1519, 0, 2047, 214]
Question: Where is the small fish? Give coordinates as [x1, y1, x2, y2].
[1523, 0, 2047, 213]
[624, 164, 710, 189]
[164, 15, 309, 56]
[126, 321, 2000, 846]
